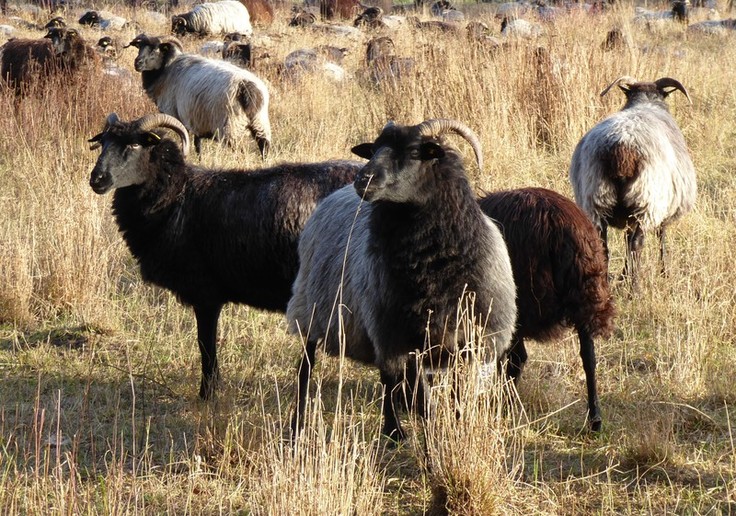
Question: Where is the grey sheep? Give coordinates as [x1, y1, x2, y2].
[569, 76, 696, 288]
[287, 119, 517, 440]
[127, 34, 271, 157]
[171, 1, 253, 38]
[88, 112, 362, 400]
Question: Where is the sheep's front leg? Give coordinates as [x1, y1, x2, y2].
[505, 334, 527, 382]
[290, 338, 317, 440]
[380, 369, 406, 442]
[194, 303, 223, 400]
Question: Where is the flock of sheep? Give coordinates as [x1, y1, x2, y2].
[1, 0, 700, 440]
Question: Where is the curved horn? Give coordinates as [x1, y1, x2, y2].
[655, 77, 692, 104]
[600, 75, 637, 97]
[136, 113, 190, 157]
[415, 118, 483, 172]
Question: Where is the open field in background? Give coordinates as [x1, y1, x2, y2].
[2, 1, 736, 513]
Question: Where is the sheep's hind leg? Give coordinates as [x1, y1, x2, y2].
[290, 338, 318, 440]
[657, 226, 667, 277]
[194, 303, 224, 400]
[578, 328, 601, 432]
[623, 223, 644, 290]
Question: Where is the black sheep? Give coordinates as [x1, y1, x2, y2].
[479, 187, 615, 430]
[88, 113, 363, 399]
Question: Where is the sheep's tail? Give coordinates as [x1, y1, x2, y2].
[599, 143, 644, 182]
[237, 80, 271, 159]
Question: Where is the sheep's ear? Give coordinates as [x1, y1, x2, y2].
[419, 141, 444, 161]
[351, 143, 374, 159]
[88, 133, 103, 150]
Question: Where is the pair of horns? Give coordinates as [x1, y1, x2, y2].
[101, 113, 190, 157]
[409, 118, 484, 172]
[600, 76, 692, 104]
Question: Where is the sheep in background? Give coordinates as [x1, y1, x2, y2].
[127, 34, 271, 157]
[44, 16, 66, 29]
[287, 119, 517, 440]
[601, 27, 632, 52]
[96, 36, 119, 60]
[88, 112, 363, 400]
[239, 0, 274, 27]
[687, 19, 736, 34]
[78, 10, 128, 31]
[569, 76, 696, 289]
[479, 188, 615, 431]
[283, 47, 349, 82]
[365, 36, 416, 86]
[353, 5, 405, 29]
[501, 17, 543, 38]
[171, 1, 253, 38]
[1, 35, 58, 94]
[672, 0, 689, 24]
[1, 28, 98, 95]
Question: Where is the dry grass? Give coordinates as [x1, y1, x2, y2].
[2, 1, 736, 513]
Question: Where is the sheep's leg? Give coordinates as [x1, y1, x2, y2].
[403, 356, 429, 419]
[657, 226, 667, 276]
[599, 221, 609, 264]
[623, 223, 644, 289]
[290, 338, 317, 440]
[380, 369, 406, 442]
[578, 328, 601, 432]
[194, 303, 223, 400]
[505, 334, 527, 382]
[194, 136, 202, 155]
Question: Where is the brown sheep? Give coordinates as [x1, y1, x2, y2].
[238, 0, 274, 27]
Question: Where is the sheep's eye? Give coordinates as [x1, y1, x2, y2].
[409, 149, 420, 160]
[128, 143, 141, 150]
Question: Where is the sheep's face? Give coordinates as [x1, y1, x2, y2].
[352, 124, 446, 203]
[134, 41, 178, 72]
[79, 11, 100, 27]
[88, 124, 162, 194]
[46, 28, 79, 56]
[171, 16, 189, 36]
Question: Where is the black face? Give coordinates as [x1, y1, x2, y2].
[351, 124, 445, 202]
[171, 17, 187, 36]
[88, 126, 162, 194]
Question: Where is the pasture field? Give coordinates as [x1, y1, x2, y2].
[1, 1, 736, 513]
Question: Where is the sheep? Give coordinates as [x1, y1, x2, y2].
[364, 36, 416, 86]
[319, 0, 363, 20]
[289, 8, 317, 27]
[127, 33, 271, 157]
[478, 188, 615, 431]
[171, 1, 253, 38]
[44, 16, 66, 29]
[88, 112, 363, 401]
[672, 0, 689, 24]
[1, 35, 58, 95]
[501, 17, 543, 38]
[1, 28, 97, 95]
[78, 10, 128, 31]
[239, 0, 274, 27]
[286, 119, 518, 440]
[687, 19, 736, 34]
[283, 47, 349, 82]
[569, 76, 696, 289]
[96, 36, 119, 60]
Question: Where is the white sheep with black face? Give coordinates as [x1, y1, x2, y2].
[127, 34, 271, 157]
[287, 119, 517, 441]
[569, 76, 696, 288]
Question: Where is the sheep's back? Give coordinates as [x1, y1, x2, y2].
[287, 185, 377, 364]
[1, 39, 56, 89]
[191, 1, 253, 36]
[480, 188, 614, 341]
[570, 105, 696, 231]
[116, 161, 361, 312]
[151, 55, 267, 140]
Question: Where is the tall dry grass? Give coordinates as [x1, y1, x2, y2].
[1, 1, 736, 513]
